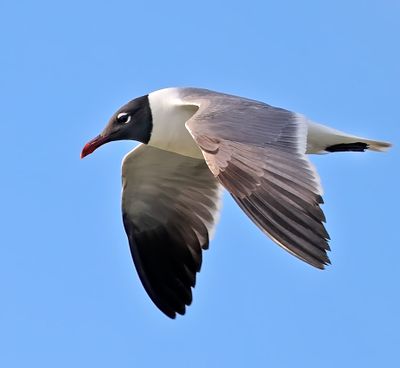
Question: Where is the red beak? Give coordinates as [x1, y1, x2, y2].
[81, 135, 108, 159]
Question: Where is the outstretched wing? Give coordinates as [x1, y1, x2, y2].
[179, 89, 330, 269]
[122, 144, 222, 318]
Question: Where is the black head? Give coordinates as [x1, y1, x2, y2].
[81, 95, 152, 158]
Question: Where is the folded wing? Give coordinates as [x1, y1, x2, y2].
[122, 144, 222, 318]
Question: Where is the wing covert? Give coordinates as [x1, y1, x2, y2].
[122, 144, 222, 318]
[179, 89, 331, 268]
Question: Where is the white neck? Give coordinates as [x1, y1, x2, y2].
[147, 88, 203, 159]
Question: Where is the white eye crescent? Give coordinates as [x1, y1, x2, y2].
[117, 112, 131, 124]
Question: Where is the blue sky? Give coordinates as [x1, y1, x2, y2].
[1, 1, 399, 367]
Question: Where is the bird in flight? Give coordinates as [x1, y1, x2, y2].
[81, 87, 391, 318]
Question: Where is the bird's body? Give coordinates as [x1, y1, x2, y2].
[81, 87, 391, 318]
[148, 88, 389, 157]
[147, 88, 203, 158]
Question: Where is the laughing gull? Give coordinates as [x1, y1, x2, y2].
[81, 87, 391, 318]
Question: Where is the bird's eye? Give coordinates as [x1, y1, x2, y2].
[117, 112, 131, 124]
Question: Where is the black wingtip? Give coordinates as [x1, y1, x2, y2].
[163, 307, 187, 319]
[325, 142, 369, 152]
[321, 257, 332, 269]
[166, 311, 177, 319]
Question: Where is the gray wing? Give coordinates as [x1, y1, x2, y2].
[122, 144, 222, 318]
[180, 89, 330, 269]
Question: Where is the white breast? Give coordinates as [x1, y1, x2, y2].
[147, 88, 204, 159]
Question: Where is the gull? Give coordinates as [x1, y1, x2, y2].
[81, 87, 391, 318]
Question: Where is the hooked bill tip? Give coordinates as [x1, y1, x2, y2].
[80, 134, 106, 159]
[80, 143, 93, 159]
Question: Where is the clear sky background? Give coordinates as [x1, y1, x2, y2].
[1, 1, 399, 367]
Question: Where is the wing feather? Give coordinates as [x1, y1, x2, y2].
[179, 88, 330, 268]
[122, 144, 222, 318]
